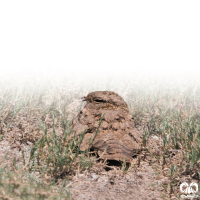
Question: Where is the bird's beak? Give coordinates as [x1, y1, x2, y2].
[81, 96, 87, 101]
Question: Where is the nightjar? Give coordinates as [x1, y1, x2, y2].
[72, 91, 142, 163]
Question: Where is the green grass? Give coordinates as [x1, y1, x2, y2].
[0, 76, 200, 198]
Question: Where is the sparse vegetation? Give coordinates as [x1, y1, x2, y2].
[0, 76, 200, 199]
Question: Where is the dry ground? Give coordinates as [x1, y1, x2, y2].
[0, 112, 198, 200]
[0, 76, 200, 199]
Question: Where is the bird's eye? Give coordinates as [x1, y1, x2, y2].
[94, 99, 104, 103]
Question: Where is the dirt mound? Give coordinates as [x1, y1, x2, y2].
[72, 91, 142, 163]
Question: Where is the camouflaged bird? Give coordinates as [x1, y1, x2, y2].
[72, 91, 142, 163]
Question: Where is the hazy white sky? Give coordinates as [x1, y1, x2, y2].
[0, 51, 200, 81]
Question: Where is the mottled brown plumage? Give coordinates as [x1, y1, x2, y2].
[72, 91, 142, 163]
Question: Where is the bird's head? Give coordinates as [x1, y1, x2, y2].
[82, 91, 128, 110]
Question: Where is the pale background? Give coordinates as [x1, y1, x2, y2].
[0, 50, 200, 84]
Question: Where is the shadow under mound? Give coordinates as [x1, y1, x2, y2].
[89, 148, 131, 171]
[104, 160, 123, 171]
[104, 160, 130, 171]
